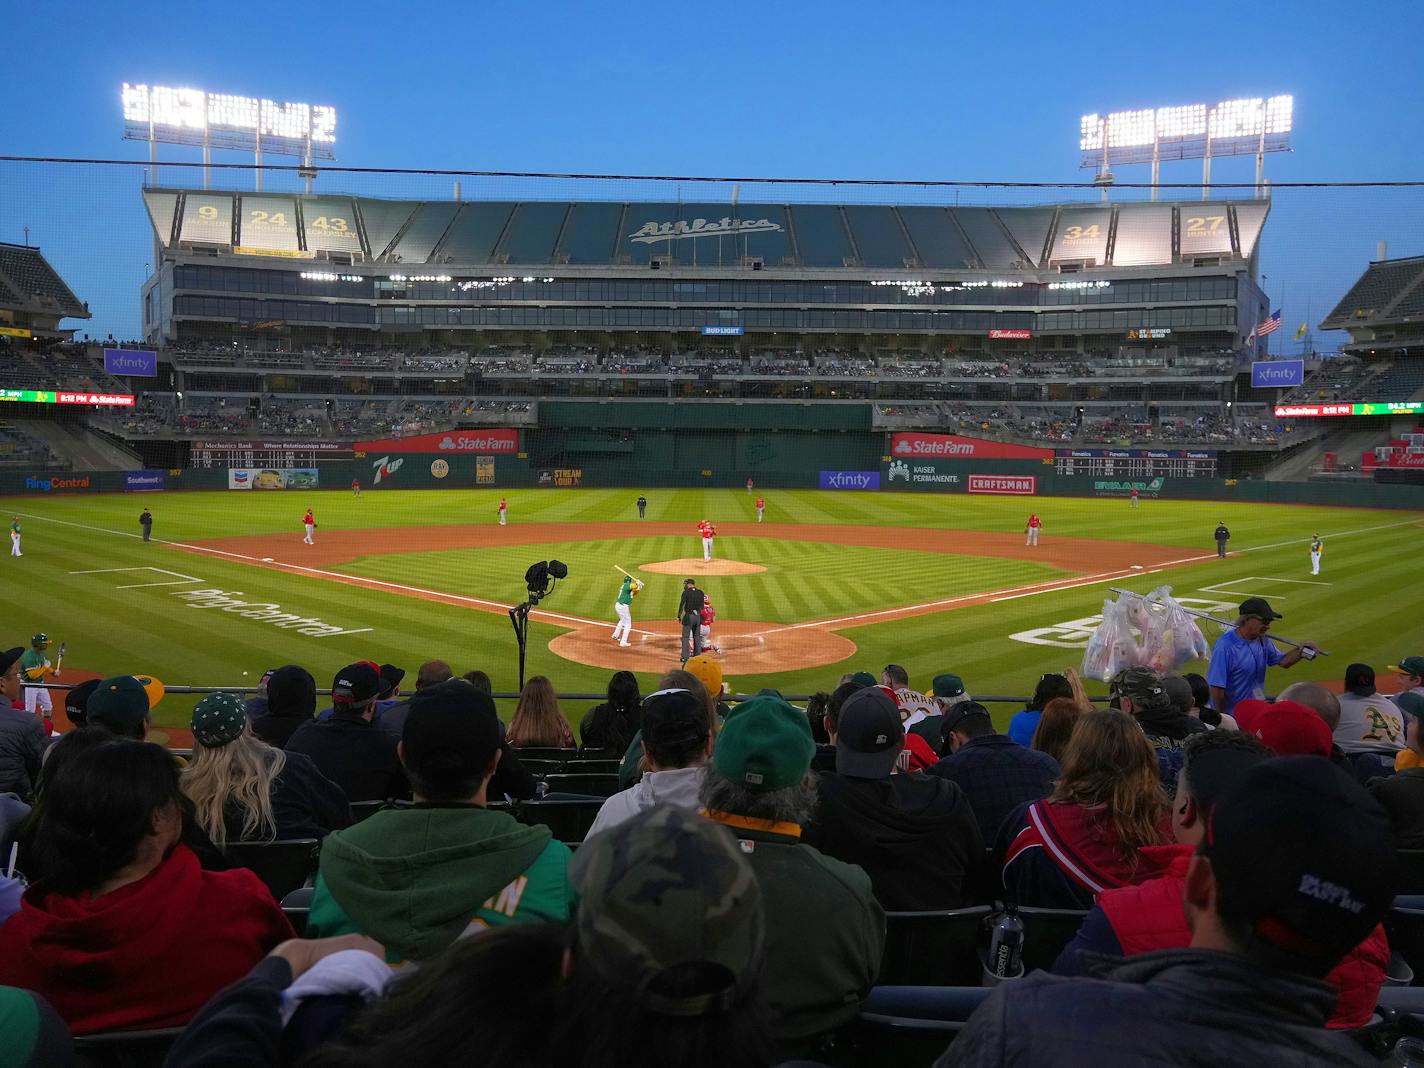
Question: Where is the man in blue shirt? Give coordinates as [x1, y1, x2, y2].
[1207, 597, 1318, 717]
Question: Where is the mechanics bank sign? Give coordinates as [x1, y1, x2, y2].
[629, 216, 783, 244]
[819, 470, 880, 490]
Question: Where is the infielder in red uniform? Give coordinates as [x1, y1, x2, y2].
[303, 509, 317, 545]
[755, 496, 765, 523]
[698, 519, 717, 561]
[498, 497, 507, 526]
[1025, 513, 1042, 547]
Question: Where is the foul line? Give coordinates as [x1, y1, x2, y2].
[16, 511, 1422, 639]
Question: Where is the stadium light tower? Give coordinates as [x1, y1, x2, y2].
[1078, 96, 1293, 200]
[120, 83, 337, 192]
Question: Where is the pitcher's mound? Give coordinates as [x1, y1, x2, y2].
[640, 558, 766, 576]
[549, 619, 855, 675]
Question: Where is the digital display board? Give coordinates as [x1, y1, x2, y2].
[1274, 401, 1424, 418]
[0, 389, 135, 407]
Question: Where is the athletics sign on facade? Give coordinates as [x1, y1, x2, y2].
[628, 217, 784, 244]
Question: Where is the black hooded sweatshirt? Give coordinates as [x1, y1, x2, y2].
[803, 771, 984, 910]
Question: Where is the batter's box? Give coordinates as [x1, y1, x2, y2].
[69, 566, 206, 590]
[1197, 576, 1333, 599]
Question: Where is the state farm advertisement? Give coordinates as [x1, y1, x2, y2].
[968, 474, 1037, 495]
[354, 429, 519, 454]
[891, 432, 1053, 460]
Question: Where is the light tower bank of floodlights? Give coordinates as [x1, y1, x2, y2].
[1079, 95, 1293, 201]
[121, 83, 337, 192]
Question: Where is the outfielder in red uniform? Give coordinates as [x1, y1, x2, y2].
[746, 477, 754, 494]
[755, 496, 765, 523]
[303, 509, 317, 545]
[1025, 513, 1042, 547]
[352, 478, 361, 497]
[1130, 487, 1139, 508]
[498, 497, 507, 526]
[700, 594, 718, 653]
[698, 519, 717, 561]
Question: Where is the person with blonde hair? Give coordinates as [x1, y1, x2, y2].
[1000, 709, 1171, 908]
[507, 675, 575, 749]
[182, 692, 350, 848]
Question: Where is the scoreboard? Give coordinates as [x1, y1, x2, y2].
[1055, 448, 1217, 478]
[190, 441, 352, 469]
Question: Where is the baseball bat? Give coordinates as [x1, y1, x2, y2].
[614, 565, 635, 579]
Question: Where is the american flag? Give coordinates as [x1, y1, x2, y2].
[1246, 310, 1282, 341]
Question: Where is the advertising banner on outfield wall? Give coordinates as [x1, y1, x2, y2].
[890, 432, 1053, 461]
[819, 471, 880, 490]
[884, 459, 962, 488]
[1092, 477, 1166, 498]
[968, 474, 1037, 495]
[228, 468, 320, 490]
[353, 429, 519, 454]
[123, 470, 166, 492]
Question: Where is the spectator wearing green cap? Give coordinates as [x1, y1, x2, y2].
[1110, 666, 1208, 798]
[1391, 692, 1424, 774]
[0, 647, 44, 798]
[1372, 694, 1424, 850]
[181, 692, 350, 848]
[1391, 656, 1424, 701]
[908, 673, 970, 751]
[699, 694, 884, 1047]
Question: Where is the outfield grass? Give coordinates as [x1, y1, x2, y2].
[0, 487, 1417, 733]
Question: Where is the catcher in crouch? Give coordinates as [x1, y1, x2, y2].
[611, 571, 645, 647]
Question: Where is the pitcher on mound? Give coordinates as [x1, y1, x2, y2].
[698, 519, 717, 561]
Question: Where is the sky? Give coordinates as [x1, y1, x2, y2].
[3, 0, 1423, 344]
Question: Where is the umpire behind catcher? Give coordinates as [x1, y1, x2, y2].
[678, 578, 706, 664]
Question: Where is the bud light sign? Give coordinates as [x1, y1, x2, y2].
[1251, 360, 1304, 388]
[104, 348, 158, 377]
[819, 470, 880, 490]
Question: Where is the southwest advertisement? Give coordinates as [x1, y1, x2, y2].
[228, 468, 320, 490]
[353, 429, 519, 454]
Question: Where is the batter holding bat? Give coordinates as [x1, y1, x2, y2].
[611, 566, 645, 648]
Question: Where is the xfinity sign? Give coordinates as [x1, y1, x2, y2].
[1251, 360, 1304, 388]
[819, 470, 880, 490]
[104, 348, 157, 377]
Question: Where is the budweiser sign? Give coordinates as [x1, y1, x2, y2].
[890, 432, 1053, 460]
[354, 429, 518, 454]
[968, 474, 1037, 495]
[988, 329, 1033, 340]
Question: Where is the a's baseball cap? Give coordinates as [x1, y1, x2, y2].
[848, 671, 878, 690]
[0, 647, 22, 676]
[1395, 692, 1424, 721]
[570, 806, 764, 1016]
[713, 694, 814, 793]
[30, 633, 48, 647]
[683, 654, 724, 698]
[641, 688, 709, 753]
[1161, 675, 1194, 716]
[1390, 656, 1424, 677]
[378, 663, 406, 698]
[266, 665, 316, 719]
[1239, 597, 1282, 621]
[1246, 701, 1333, 758]
[1344, 663, 1377, 697]
[332, 662, 380, 704]
[63, 678, 100, 726]
[942, 701, 993, 735]
[191, 692, 249, 748]
[87, 676, 151, 735]
[932, 674, 966, 699]
[1204, 757, 1394, 975]
[133, 675, 165, 710]
[1111, 666, 1171, 712]
[835, 687, 905, 779]
[401, 680, 503, 783]
[256, 668, 278, 695]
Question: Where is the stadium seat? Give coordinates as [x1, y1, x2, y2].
[224, 839, 320, 900]
[72, 1026, 185, 1068]
[878, 906, 992, 986]
[540, 772, 621, 797]
[517, 758, 568, 776]
[281, 886, 315, 937]
[852, 987, 991, 1067]
[516, 799, 604, 843]
[1397, 851, 1424, 895]
[575, 748, 621, 760]
[1389, 905, 1424, 986]
[563, 758, 622, 775]
[513, 747, 580, 762]
[1017, 906, 1090, 973]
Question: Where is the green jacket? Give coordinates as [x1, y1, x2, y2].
[308, 802, 574, 963]
[706, 816, 885, 1041]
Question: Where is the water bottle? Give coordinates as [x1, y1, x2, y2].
[990, 906, 1025, 978]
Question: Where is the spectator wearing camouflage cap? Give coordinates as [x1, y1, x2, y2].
[803, 686, 984, 910]
[586, 688, 712, 839]
[0, 647, 44, 797]
[1111, 666, 1208, 798]
[286, 663, 407, 803]
[699, 694, 884, 1046]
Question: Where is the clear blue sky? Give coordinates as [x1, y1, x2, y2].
[4, 0, 1422, 343]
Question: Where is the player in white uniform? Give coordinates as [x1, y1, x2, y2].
[1310, 533, 1323, 575]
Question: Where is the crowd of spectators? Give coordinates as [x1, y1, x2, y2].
[0, 425, 63, 468]
[0, 629, 1420, 1064]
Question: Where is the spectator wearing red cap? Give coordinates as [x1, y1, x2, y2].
[1052, 731, 1388, 1029]
[1233, 699, 1334, 758]
[286, 663, 408, 802]
[945, 757, 1395, 1067]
